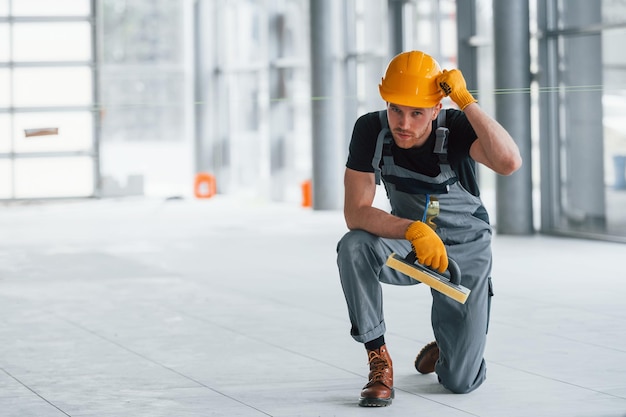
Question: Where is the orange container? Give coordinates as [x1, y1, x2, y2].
[194, 173, 217, 199]
[301, 179, 312, 207]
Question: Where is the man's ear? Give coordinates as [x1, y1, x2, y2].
[432, 103, 443, 120]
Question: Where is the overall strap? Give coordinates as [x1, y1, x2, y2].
[372, 110, 389, 185]
[433, 110, 449, 164]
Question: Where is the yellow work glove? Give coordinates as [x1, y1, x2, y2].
[404, 221, 448, 273]
[437, 69, 477, 111]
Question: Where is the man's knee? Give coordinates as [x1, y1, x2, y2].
[441, 378, 480, 394]
[438, 360, 486, 394]
[337, 229, 379, 259]
[337, 230, 385, 286]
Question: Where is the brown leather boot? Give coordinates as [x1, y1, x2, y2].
[415, 341, 439, 374]
[358, 345, 394, 407]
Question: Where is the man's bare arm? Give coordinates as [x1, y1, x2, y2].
[465, 103, 522, 176]
[343, 168, 412, 238]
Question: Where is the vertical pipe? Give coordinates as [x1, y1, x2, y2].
[343, 0, 358, 152]
[537, 0, 561, 232]
[91, 0, 101, 198]
[193, 0, 202, 176]
[388, 0, 405, 55]
[7, 0, 15, 198]
[309, 0, 342, 210]
[455, 0, 478, 97]
[364, 0, 387, 112]
[493, 0, 534, 234]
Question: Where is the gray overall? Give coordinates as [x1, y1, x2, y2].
[337, 110, 494, 394]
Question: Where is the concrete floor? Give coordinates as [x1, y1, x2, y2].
[1, 196, 625, 417]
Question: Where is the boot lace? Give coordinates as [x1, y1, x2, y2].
[367, 351, 389, 382]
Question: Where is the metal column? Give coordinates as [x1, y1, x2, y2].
[343, 0, 358, 153]
[537, 0, 561, 233]
[309, 0, 343, 210]
[493, 0, 534, 234]
[388, 0, 406, 55]
[455, 0, 478, 99]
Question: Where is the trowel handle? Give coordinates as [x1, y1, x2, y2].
[447, 258, 461, 285]
[404, 251, 462, 285]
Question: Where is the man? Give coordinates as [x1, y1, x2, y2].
[336, 50, 522, 407]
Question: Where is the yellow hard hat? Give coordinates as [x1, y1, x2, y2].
[379, 51, 445, 108]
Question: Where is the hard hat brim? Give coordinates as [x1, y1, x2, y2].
[379, 84, 444, 108]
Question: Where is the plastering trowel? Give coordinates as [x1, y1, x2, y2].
[386, 251, 470, 304]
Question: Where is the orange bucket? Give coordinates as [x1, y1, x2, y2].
[301, 179, 312, 207]
[194, 172, 217, 199]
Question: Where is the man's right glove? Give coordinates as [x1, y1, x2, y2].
[405, 221, 448, 273]
[437, 69, 477, 111]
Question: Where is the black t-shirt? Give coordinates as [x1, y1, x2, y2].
[346, 108, 481, 197]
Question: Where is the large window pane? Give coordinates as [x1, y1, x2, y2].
[602, 26, 626, 236]
[0, 113, 10, 152]
[602, 0, 626, 24]
[603, 28, 626, 94]
[13, 67, 92, 107]
[539, 0, 626, 240]
[0, 159, 11, 198]
[559, 32, 605, 233]
[12, 0, 90, 17]
[0, 23, 9, 62]
[14, 156, 93, 198]
[2, 0, 96, 201]
[13, 111, 93, 153]
[13, 22, 92, 62]
[98, 0, 192, 198]
[100, 71, 184, 142]
[604, 94, 626, 234]
[0, 68, 9, 107]
[102, 0, 182, 64]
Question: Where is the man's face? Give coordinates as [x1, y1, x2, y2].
[386, 102, 441, 149]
